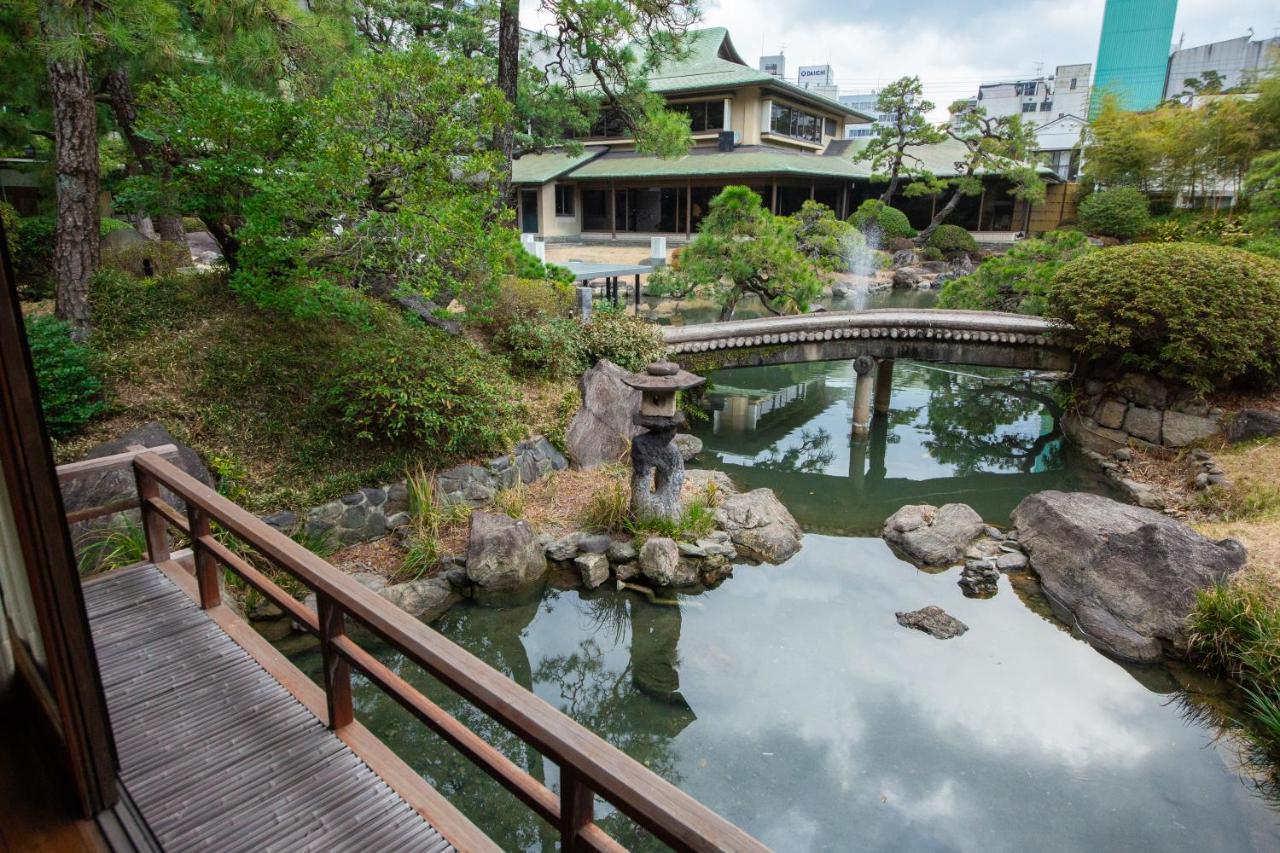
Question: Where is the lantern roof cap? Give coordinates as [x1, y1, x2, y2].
[622, 361, 705, 392]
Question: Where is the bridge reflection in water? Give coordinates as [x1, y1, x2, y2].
[696, 360, 1113, 535]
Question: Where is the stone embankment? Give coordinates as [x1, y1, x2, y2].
[1067, 373, 1222, 454]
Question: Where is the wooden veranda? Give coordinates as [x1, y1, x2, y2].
[60, 448, 769, 852]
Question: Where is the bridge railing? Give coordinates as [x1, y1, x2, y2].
[127, 451, 768, 853]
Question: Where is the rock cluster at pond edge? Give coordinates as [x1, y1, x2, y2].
[882, 503, 986, 566]
[1012, 490, 1246, 663]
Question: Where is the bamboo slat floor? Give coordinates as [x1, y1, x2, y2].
[84, 564, 455, 852]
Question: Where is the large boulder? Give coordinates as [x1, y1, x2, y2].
[1012, 491, 1246, 662]
[61, 421, 213, 521]
[1228, 409, 1280, 443]
[565, 360, 641, 469]
[380, 576, 459, 622]
[882, 503, 985, 566]
[715, 488, 802, 564]
[465, 511, 547, 592]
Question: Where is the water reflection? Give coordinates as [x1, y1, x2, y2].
[281, 361, 1280, 852]
[698, 361, 1112, 534]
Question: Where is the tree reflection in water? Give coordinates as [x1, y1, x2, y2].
[535, 590, 695, 849]
[755, 426, 836, 473]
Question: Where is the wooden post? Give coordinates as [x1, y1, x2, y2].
[771, 177, 778, 214]
[186, 504, 220, 608]
[558, 768, 594, 850]
[318, 595, 354, 731]
[685, 180, 692, 238]
[135, 464, 170, 564]
[810, 180, 815, 201]
[609, 179, 616, 238]
[634, 273, 642, 308]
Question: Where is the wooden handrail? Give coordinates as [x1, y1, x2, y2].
[130, 451, 768, 853]
[58, 444, 179, 483]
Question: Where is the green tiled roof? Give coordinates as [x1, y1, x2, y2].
[844, 137, 1061, 180]
[574, 27, 874, 122]
[568, 146, 865, 181]
[511, 148, 606, 184]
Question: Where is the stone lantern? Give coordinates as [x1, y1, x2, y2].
[623, 361, 705, 522]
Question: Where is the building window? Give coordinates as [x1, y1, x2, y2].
[583, 109, 628, 138]
[1040, 100, 1052, 111]
[554, 184, 574, 217]
[1069, 78, 1077, 90]
[671, 100, 726, 133]
[824, 117, 836, 137]
[769, 102, 824, 143]
[1022, 102, 1037, 113]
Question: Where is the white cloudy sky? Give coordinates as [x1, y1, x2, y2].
[521, 0, 1278, 113]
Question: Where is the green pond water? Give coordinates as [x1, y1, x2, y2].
[284, 360, 1280, 852]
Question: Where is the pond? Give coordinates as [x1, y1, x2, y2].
[641, 283, 936, 326]
[284, 361, 1280, 852]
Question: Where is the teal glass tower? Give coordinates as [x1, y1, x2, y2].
[1091, 0, 1178, 115]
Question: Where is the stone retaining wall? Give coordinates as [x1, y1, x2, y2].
[268, 436, 569, 549]
[1067, 373, 1222, 454]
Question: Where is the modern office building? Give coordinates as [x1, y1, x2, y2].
[839, 92, 892, 138]
[1091, 0, 1178, 114]
[1164, 34, 1280, 100]
[974, 63, 1092, 126]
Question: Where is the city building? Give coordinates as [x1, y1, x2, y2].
[759, 54, 786, 79]
[974, 63, 1092, 126]
[1091, 0, 1179, 115]
[839, 92, 892, 139]
[1163, 34, 1280, 101]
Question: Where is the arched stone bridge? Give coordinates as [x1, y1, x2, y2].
[662, 309, 1073, 373]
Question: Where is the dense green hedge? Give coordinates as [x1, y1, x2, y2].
[848, 199, 916, 241]
[926, 223, 977, 256]
[1048, 242, 1280, 390]
[1077, 187, 1151, 240]
[496, 308, 665, 379]
[25, 315, 106, 437]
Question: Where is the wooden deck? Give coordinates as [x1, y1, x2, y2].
[84, 564, 454, 852]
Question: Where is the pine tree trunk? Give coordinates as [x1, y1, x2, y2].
[719, 287, 743, 322]
[42, 7, 99, 337]
[493, 0, 520, 215]
[102, 68, 187, 245]
[916, 189, 965, 243]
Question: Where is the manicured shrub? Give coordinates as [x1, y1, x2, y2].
[487, 277, 574, 327]
[937, 230, 1095, 314]
[920, 246, 945, 262]
[495, 316, 586, 379]
[578, 311, 665, 372]
[1077, 187, 1151, 239]
[100, 217, 132, 235]
[1048, 242, 1280, 390]
[926, 223, 978, 256]
[327, 328, 524, 455]
[848, 199, 917, 241]
[790, 200, 864, 272]
[24, 315, 107, 437]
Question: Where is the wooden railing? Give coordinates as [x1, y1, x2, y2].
[118, 450, 767, 853]
[56, 444, 180, 525]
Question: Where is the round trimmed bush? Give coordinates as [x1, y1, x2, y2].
[24, 315, 107, 437]
[849, 199, 916, 241]
[1077, 187, 1151, 240]
[926, 224, 978, 256]
[1048, 243, 1280, 391]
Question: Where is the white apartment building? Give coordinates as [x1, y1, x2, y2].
[838, 92, 892, 138]
[973, 63, 1092, 127]
[1164, 34, 1280, 101]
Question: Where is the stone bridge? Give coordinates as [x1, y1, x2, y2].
[662, 309, 1073, 373]
[663, 309, 1073, 438]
